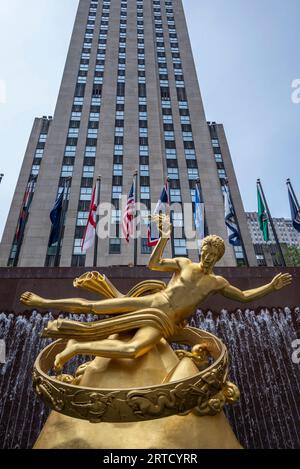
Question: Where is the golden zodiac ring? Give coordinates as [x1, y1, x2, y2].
[33, 326, 240, 423]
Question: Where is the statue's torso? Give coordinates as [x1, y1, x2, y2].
[163, 262, 224, 320]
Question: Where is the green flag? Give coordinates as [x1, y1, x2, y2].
[257, 187, 269, 241]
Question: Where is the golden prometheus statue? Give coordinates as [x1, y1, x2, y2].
[20, 215, 292, 448]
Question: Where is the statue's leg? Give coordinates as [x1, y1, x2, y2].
[54, 325, 163, 371]
[20, 292, 95, 313]
[20, 292, 150, 315]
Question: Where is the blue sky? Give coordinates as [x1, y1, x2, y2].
[0, 0, 299, 239]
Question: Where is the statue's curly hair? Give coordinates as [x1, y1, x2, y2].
[201, 235, 225, 262]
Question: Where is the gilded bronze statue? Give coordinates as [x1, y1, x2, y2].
[20, 215, 292, 373]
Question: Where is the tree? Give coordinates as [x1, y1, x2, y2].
[284, 245, 300, 267]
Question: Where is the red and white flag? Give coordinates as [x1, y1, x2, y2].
[81, 184, 98, 253]
[122, 180, 136, 242]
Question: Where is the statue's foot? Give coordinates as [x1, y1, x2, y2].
[54, 339, 78, 372]
[20, 291, 46, 308]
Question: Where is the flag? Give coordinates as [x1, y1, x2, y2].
[288, 185, 300, 233]
[224, 185, 241, 246]
[257, 186, 269, 241]
[48, 190, 64, 247]
[82, 184, 98, 253]
[16, 178, 35, 241]
[122, 180, 136, 242]
[194, 184, 205, 246]
[147, 180, 169, 247]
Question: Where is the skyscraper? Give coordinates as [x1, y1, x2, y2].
[0, 0, 256, 268]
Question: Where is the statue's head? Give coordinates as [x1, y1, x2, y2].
[200, 235, 225, 272]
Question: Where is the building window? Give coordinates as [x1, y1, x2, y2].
[83, 166, 94, 178]
[89, 112, 100, 121]
[174, 239, 187, 255]
[61, 165, 74, 177]
[31, 165, 40, 176]
[80, 188, 92, 200]
[109, 238, 121, 254]
[167, 167, 179, 179]
[87, 128, 98, 138]
[218, 169, 226, 179]
[140, 165, 149, 176]
[173, 212, 183, 228]
[112, 186, 122, 199]
[140, 186, 150, 199]
[166, 148, 177, 159]
[139, 146, 149, 156]
[188, 168, 199, 180]
[111, 210, 121, 224]
[85, 146, 97, 157]
[39, 134, 47, 143]
[77, 211, 89, 226]
[184, 149, 195, 160]
[114, 144, 123, 156]
[73, 238, 84, 255]
[113, 164, 123, 176]
[68, 128, 79, 137]
[141, 238, 151, 254]
[170, 189, 181, 202]
[211, 139, 219, 148]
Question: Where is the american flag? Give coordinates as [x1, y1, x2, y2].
[16, 177, 36, 241]
[122, 180, 136, 242]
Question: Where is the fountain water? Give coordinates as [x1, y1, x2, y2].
[0, 308, 299, 449]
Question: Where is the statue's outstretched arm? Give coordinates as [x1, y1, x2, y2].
[220, 273, 292, 303]
[148, 236, 179, 272]
[148, 214, 179, 272]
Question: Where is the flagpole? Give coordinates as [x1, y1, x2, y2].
[257, 178, 286, 267]
[195, 179, 202, 260]
[287, 178, 300, 211]
[54, 177, 71, 268]
[224, 178, 249, 267]
[166, 177, 175, 258]
[93, 175, 101, 268]
[13, 176, 36, 267]
[134, 170, 138, 267]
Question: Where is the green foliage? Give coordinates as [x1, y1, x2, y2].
[284, 245, 300, 267]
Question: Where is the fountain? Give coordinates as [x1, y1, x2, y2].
[0, 308, 299, 449]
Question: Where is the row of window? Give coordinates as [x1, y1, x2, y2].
[8, 118, 52, 266]
[71, 1, 112, 264]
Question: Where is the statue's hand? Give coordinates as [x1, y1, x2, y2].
[271, 273, 292, 291]
[152, 214, 172, 238]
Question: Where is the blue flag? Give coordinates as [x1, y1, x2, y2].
[194, 185, 204, 244]
[48, 190, 64, 247]
[288, 186, 300, 233]
[224, 185, 241, 246]
[148, 180, 169, 247]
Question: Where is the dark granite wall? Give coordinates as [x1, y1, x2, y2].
[0, 266, 299, 313]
